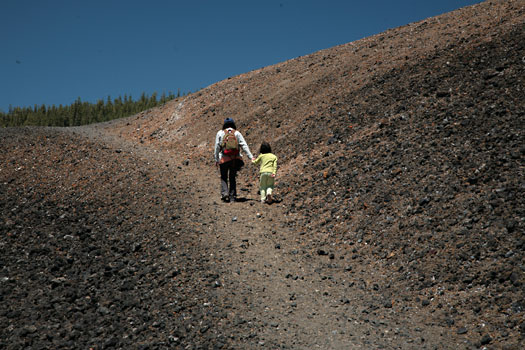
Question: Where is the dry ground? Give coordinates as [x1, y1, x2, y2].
[1, 1, 524, 349]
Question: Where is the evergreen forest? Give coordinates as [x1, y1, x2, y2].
[0, 91, 179, 128]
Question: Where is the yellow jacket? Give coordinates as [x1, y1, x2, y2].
[252, 153, 277, 175]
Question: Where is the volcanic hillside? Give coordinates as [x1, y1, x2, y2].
[96, 0, 525, 345]
[1, 0, 524, 349]
[104, 0, 525, 339]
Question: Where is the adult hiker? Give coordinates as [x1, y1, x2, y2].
[214, 117, 254, 202]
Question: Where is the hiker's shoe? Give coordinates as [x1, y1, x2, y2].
[221, 196, 230, 203]
[266, 194, 273, 204]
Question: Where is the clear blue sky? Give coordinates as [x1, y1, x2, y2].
[1, 0, 482, 113]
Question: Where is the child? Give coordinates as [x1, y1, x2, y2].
[252, 142, 278, 204]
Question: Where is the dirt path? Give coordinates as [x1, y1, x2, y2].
[176, 166, 435, 350]
[78, 125, 363, 348]
[70, 124, 468, 350]
[185, 165, 363, 349]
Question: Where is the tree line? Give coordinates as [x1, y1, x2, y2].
[0, 91, 182, 127]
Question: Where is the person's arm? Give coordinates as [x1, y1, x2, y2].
[272, 156, 277, 176]
[252, 154, 261, 165]
[236, 131, 254, 160]
[214, 131, 222, 163]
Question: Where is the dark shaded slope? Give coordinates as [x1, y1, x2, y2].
[0, 128, 233, 349]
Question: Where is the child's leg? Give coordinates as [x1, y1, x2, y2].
[259, 174, 267, 201]
[267, 177, 275, 195]
[260, 190, 266, 202]
[266, 176, 275, 202]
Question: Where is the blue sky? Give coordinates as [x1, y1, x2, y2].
[1, 0, 482, 113]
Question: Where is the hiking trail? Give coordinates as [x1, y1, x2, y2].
[75, 124, 459, 349]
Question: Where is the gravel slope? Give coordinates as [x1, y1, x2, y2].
[1, 1, 524, 349]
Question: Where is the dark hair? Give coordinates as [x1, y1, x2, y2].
[223, 120, 236, 130]
[260, 142, 272, 154]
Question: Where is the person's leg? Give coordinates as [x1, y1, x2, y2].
[228, 162, 237, 200]
[219, 163, 229, 201]
[266, 176, 275, 203]
[259, 174, 266, 202]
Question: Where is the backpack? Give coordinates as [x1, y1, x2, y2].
[221, 129, 239, 156]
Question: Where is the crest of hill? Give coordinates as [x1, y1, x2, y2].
[102, 0, 523, 161]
